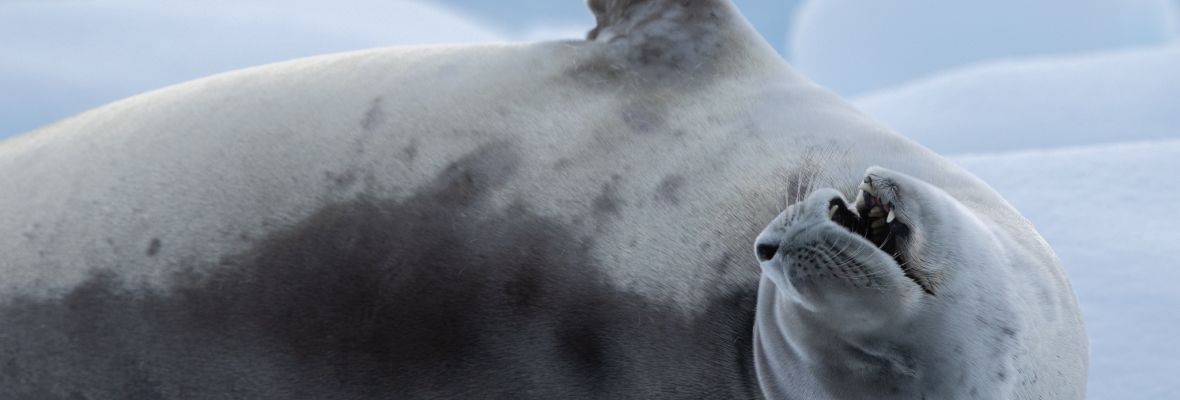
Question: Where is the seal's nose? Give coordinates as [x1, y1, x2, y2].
[755, 223, 786, 263]
[756, 240, 779, 262]
[755, 188, 848, 264]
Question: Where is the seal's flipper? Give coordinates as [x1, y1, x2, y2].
[585, 0, 775, 74]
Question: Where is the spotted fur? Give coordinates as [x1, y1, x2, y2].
[0, 0, 1085, 399]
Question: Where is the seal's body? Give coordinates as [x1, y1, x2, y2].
[0, 1, 1086, 398]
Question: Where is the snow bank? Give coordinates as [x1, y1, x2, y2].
[853, 44, 1180, 154]
[0, 0, 509, 137]
[954, 140, 1180, 399]
[790, 0, 1179, 95]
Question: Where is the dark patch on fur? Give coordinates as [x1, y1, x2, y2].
[0, 143, 759, 399]
[553, 158, 574, 171]
[564, 55, 627, 90]
[712, 252, 736, 275]
[655, 174, 687, 205]
[360, 97, 386, 132]
[592, 175, 625, 216]
[621, 106, 665, 134]
[325, 170, 358, 188]
[145, 239, 162, 257]
[1, 358, 18, 381]
[399, 139, 419, 164]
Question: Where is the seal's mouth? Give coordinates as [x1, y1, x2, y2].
[827, 178, 931, 295]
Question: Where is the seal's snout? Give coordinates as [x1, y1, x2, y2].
[755, 171, 937, 302]
[753, 188, 848, 264]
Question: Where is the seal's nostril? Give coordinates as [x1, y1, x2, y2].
[756, 243, 779, 262]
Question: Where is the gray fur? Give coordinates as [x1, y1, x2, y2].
[0, 0, 1086, 399]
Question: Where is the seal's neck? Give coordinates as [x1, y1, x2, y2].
[754, 277, 827, 400]
[753, 277, 923, 400]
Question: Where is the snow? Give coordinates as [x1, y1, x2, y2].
[853, 44, 1180, 154]
[789, 0, 1180, 96]
[0, 0, 514, 137]
[954, 140, 1180, 399]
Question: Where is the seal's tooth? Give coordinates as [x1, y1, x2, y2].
[858, 182, 877, 196]
[829, 205, 839, 218]
[887, 210, 896, 223]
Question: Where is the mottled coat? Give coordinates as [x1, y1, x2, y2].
[0, 1, 1086, 399]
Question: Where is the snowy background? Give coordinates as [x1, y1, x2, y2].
[2, 0, 1177, 397]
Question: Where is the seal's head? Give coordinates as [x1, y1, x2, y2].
[753, 167, 1021, 399]
[753, 167, 954, 325]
